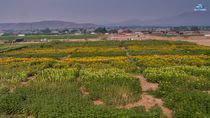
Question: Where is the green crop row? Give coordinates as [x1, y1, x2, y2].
[36, 68, 78, 82]
[79, 68, 141, 106]
[0, 80, 164, 117]
[0, 40, 210, 117]
[0, 34, 98, 40]
[0, 67, 164, 117]
[143, 66, 210, 117]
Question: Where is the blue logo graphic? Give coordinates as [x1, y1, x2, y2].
[194, 4, 207, 11]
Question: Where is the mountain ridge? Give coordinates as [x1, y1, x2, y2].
[111, 12, 210, 26]
[0, 20, 98, 31]
[0, 12, 210, 31]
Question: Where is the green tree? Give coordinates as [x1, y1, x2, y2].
[41, 28, 51, 34]
[95, 27, 107, 34]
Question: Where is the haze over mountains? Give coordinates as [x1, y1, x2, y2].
[0, 21, 97, 31]
[0, 12, 209, 31]
[112, 12, 210, 26]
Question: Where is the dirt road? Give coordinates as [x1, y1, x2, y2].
[185, 39, 210, 46]
[3, 35, 210, 47]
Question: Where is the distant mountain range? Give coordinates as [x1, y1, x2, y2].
[0, 12, 209, 31]
[111, 12, 210, 26]
[0, 21, 97, 31]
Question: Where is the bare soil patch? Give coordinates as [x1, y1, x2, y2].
[135, 75, 158, 92]
[118, 93, 158, 110]
[9, 87, 15, 93]
[122, 93, 129, 99]
[80, 87, 89, 96]
[93, 99, 104, 106]
[0, 80, 3, 88]
[118, 75, 172, 118]
[118, 93, 172, 118]
[21, 76, 35, 86]
[145, 35, 210, 47]
[186, 39, 210, 46]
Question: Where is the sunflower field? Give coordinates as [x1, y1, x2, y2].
[0, 40, 210, 117]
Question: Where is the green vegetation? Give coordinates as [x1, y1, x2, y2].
[36, 68, 78, 82]
[0, 80, 163, 117]
[0, 45, 27, 53]
[143, 66, 210, 117]
[80, 68, 140, 106]
[0, 40, 210, 117]
[0, 34, 97, 41]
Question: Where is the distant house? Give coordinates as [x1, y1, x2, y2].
[118, 29, 124, 34]
[0, 33, 4, 36]
[151, 31, 164, 36]
[118, 30, 132, 36]
[205, 34, 210, 37]
[74, 32, 82, 35]
[134, 32, 144, 35]
[155, 28, 169, 32]
[18, 34, 25, 37]
[51, 30, 59, 34]
[91, 32, 96, 35]
[41, 38, 48, 42]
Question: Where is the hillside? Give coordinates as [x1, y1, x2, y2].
[0, 21, 98, 30]
[113, 12, 210, 26]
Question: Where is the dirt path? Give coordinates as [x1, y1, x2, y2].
[186, 39, 210, 46]
[114, 35, 210, 47]
[136, 75, 158, 92]
[80, 86, 104, 106]
[121, 46, 141, 70]
[60, 48, 79, 60]
[160, 39, 210, 47]
[121, 47, 131, 57]
[144, 36, 210, 47]
[21, 76, 35, 86]
[120, 45, 173, 117]
[80, 86, 89, 97]
[8, 76, 35, 93]
[118, 93, 172, 117]
[85, 74, 172, 117]
[118, 75, 172, 118]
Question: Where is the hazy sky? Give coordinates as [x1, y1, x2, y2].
[0, 0, 209, 24]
